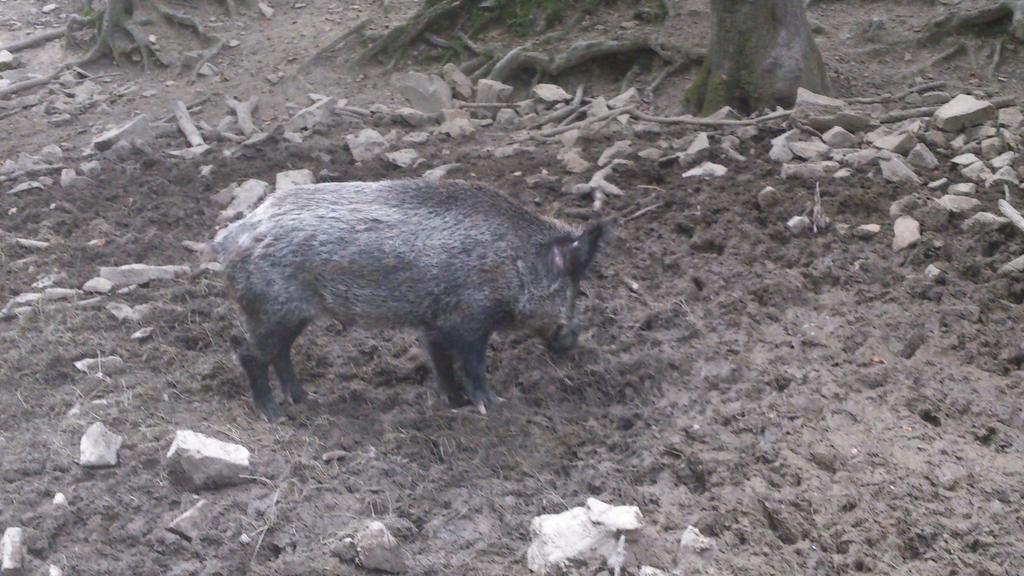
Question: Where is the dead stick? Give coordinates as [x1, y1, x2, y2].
[0, 28, 64, 53]
[537, 105, 637, 137]
[631, 108, 791, 127]
[226, 96, 259, 136]
[172, 100, 206, 147]
[879, 95, 1017, 123]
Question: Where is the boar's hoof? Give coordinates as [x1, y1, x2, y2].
[258, 401, 286, 423]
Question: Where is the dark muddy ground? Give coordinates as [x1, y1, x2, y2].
[3, 111, 1024, 576]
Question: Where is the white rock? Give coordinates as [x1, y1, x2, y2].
[769, 140, 794, 163]
[936, 194, 981, 214]
[98, 263, 190, 288]
[789, 140, 830, 161]
[106, 302, 140, 322]
[258, 1, 273, 17]
[275, 169, 313, 192]
[934, 94, 997, 132]
[991, 151, 1017, 170]
[79, 422, 122, 468]
[925, 264, 944, 280]
[853, 223, 881, 238]
[991, 165, 1020, 186]
[346, 129, 389, 162]
[921, 91, 951, 106]
[907, 143, 939, 170]
[0, 50, 18, 71]
[879, 156, 921, 184]
[130, 327, 154, 341]
[822, 126, 858, 148]
[52, 493, 68, 507]
[607, 87, 639, 108]
[948, 182, 977, 195]
[998, 106, 1023, 130]
[999, 254, 1024, 275]
[679, 525, 714, 554]
[165, 430, 251, 490]
[441, 63, 473, 99]
[962, 212, 1009, 233]
[832, 167, 853, 179]
[437, 108, 475, 138]
[385, 148, 421, 168]
[7, 180, 44, 195]
[638, 148, 663, 161]
[92, 115, 153, 152]
[683, 162, 728, 179]
[893, 216, 921, 251]
[494, 108, 518, 129]
[475, 79, 513, 104]
[41, 3, 58, 12]
[74, 277, 106, 297]
[526, 498, 643, 574]
[394, 72, 452, 114]
[844, 148, 888, 168]
[533, 84, 571, 102]
[73, 355, 124, 375]
[792, 87, 871, 132]
[1, 527, 25, 574]
[961, 161, 993, 184]
[559, 148, 591, 174]
[781, 161, 838, 180]
[686, 132, 711, 157]
[951, 153, 980, 166]
[874, 132, 916, 155]
[787, 216, 812, 236]
[351, 520, 408, 573]
[402, 131, 430, 145]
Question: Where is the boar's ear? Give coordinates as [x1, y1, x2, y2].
[567, 221, 608, 279]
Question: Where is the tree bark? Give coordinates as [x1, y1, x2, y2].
[685, 0, 829, 116]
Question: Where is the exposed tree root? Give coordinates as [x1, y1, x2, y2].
[630, 108, 792, 127]
[487, 39, 679, 84]
[296, 19, 369, 74]
[356, 0, 469, 69]
[0, 28, 66, 54]
[922, 1, 1024, 43]
[844, 81, 947, 105]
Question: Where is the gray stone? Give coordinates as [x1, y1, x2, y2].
[38, 144, 63, 163]
[494, 108, 518, 128]
[1, 527, 25, 575]
[533, 83, 571, 102]
[787, 215, 812, 236]
[999, 254, 1024, 275]
[475, 79, 513, 104]
[981, 137, 1006, 160]
[683, 162, 728, 179]
[637, 148, 663, 161]
[0, 50, 19, 71]
[82, 277, 113, 293]
[951, 153, 980, 166]
[679, 525, 715, 555]
[936, 194, 981, 214]
[286, 97, 334, 133]
[106, 302, 140, 322]
[907, 143, 939, 170]
[928, 178, 949, 190]
[880, 156, 921, 184]
[757, 186, 781, 210]
[352, 521, 408, 573]
[844, 148, 887, 168]
[393, 72, 452, 114]
[933, 94, 997, 132]
[991, 165, 1020, 186]
[781, 161, 838, 180]
[441, 63, 473, 99]
[437, 108, 475, 138]
[998, 106, 1023, 130]
[346, 128, 389, 162]
[385, 149, 421, 168]
[93, 115, 153, 152]
[792, 87, 872, 132]
[275, 169, 314, 192]
[832, 167, 853, 179]
[991, 151, 1017, 170]
[217, 179, 269, 222]
[966, 124, 998, 142]
[492, 144, 529, 159]
[79, 422, 122, 468]
[874, 132, 916, 155]
[73, 356, 124, 375]
[394, 107, 438, 128]
[822, 126, 858, 148]
[921, 91, 951, 106]
[853, 223, 881, 238]
[607, 87, 639, 108]
[402, 131, 430, 145]
[893, 216, 921, 251]
[925, 264, 944, 281]
[769, 141, 794, 163]
[130, 327, 154, 341]
[948, 182, 977, 195]
[98, 264, 190, 288]
[962, 212, 1010, 233]
[961, 161, 993, 184]
[167, 499, 209, 542]
[559, 148, 591, 174]
[166, 430, 251, 490]
[789, 140, 830, 161]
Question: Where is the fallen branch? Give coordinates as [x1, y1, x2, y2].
[226, 96, 259, 136]
[921, 2, 1017, 45]
[172, 100, 206, 147]
[0, 28, 65, 54]
[537, 105, 637, 138]
[844, 81, 947, 105]
[157, 95, 209, 124]
[488, 39, 674, 84]
[879, 94, 1017, 123]
[357, 0, 467, 68]
[575, 159, 633, 210]
[530, 85, 585, 127]
[630, 108, 792, 127]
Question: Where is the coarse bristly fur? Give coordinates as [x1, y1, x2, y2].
[212, 178, 607, 422]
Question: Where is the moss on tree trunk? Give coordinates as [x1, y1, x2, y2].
[686, 0, 829, 116]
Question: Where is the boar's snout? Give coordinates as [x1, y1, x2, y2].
[546, 321, 580, 354]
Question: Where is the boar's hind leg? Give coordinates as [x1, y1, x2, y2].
[271, 320, 310, 405]
[239, 315, 309, 422]
[423, 331, 469, 408]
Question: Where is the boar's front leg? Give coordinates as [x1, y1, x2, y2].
[453, 333, 499, 415]
[423, 330, 469, 408]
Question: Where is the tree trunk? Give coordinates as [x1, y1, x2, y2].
[685, 0, 829, 116]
